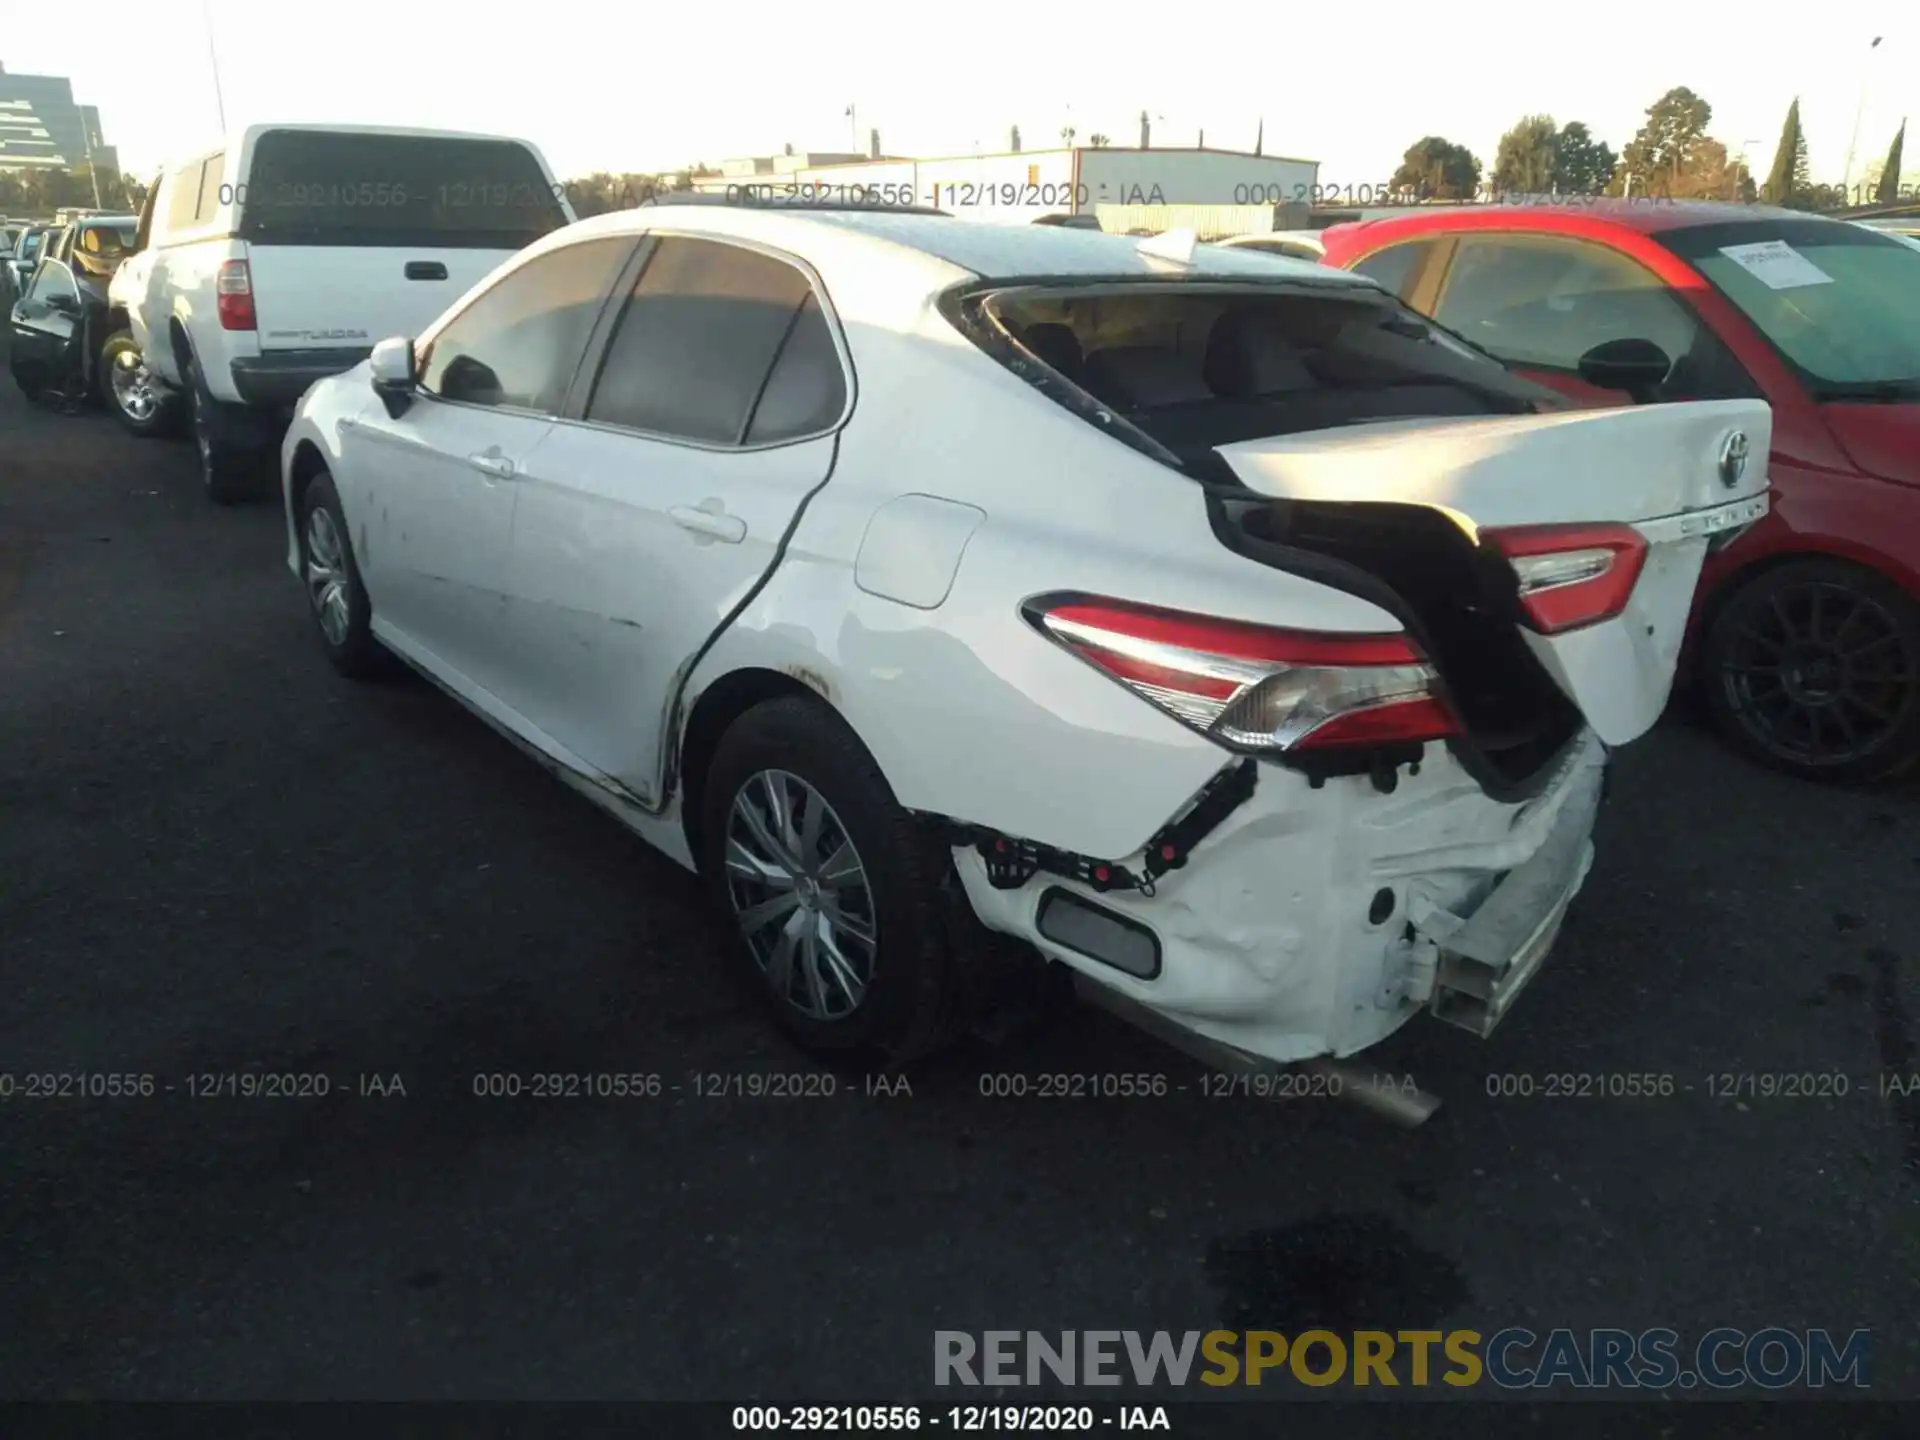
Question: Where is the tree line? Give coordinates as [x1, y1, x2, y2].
[1390, 89, 1911, 209]
[0, 164, 144, 218]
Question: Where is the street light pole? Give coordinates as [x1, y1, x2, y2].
[203, 0, 229, 131]
[1841, 35, 1884, 199]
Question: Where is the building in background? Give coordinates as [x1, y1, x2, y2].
[0, 63, 117, 176]
[694, 145, 1320, 230]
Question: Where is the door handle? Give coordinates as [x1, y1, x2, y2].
[405, 261, 449, 281]
[468, 451, 517, 480]
[668, 504, 747, 543]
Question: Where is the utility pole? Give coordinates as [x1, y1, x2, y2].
[203, 0, 229, 131]
[1841, 36, 1884, 198]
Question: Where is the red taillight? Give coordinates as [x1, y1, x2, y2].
[216, 259, 255, 331]
[1029, 597, 1461, 753]
[1487, 523, 1648, 635]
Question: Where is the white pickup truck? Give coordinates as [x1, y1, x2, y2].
[107, 124, 575, 502]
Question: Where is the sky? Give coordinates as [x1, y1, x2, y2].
[7, 0, 1916, 192]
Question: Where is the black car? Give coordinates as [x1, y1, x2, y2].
[3, 222, 50, 303]
[8, 216, 136, 405]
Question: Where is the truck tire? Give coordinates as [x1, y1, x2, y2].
[183, 351, 261, 505]
[100, 330, 180, 438]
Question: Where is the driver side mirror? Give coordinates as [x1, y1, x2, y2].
[1577, 338, 1672, 405]
[369, 336, 417, 418]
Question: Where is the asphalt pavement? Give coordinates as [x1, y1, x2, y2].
[2, 354, 1918, 1403]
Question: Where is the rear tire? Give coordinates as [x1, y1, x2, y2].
[297, 471, 385, 679]
[1702, 558, 1920, 784]
[698, 695, 973, 1064]
[101, 330, 179, 438]
[184, 352, 261, 505]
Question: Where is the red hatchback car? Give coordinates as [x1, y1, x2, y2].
[1319, 201, 1920, 783]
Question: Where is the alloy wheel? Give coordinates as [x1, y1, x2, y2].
[1718, 577, 1917, 769]
[109, 348, 158, 422]
[305, 506, 351, 647]
[724, 769, 877, 1020]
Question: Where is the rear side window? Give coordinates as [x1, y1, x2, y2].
[196, 154, 226, 225]
[1350, 240, 1433, 299]
[1432, 233, 1755, 400]
[418, 236, 633, 413]
[160, 163, 201, 237]
[584, 237, 844, 445]
[237, 131, 568, 248]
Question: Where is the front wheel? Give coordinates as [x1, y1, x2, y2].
[1702, 558, 1920, 784]
[698, 695, 974, 1063]
[100, 330, 179, 437]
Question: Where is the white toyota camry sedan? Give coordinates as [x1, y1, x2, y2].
[281, 200, 1770, 1080]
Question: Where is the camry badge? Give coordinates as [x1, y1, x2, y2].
[1718, 430, 1750, 489]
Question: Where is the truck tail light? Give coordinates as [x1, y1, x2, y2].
[216, 260, 255, 331]
[1025, 596, 1461, 754]
[1487, 523, 1648, 635]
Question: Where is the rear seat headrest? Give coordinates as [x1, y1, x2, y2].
[1019, 322, 1084, 379]
[1203, 310, 1316, 399]
[1080, 345, 1215, 408]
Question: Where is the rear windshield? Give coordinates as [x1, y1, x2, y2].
[967, 282, 1558, 467]
[236, 131, 568, 249]
[1660, 219, 1920, 398]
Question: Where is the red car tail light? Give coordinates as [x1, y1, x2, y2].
[216, 260, 255, 331]
[1028, 597, 1462, 754]
[1487, 523, 1648, 635]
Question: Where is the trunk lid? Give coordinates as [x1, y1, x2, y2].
[1214, 400, 1773, 745]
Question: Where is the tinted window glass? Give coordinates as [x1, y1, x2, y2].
[1433, 233, 1752, 399]
[239, 131, 568, 248]
[26, 258, 76, 302]
[745, 293, 848, 443]
[1351, 240, 1432, 298]
[1660, 219, 1920, 393]
[419, 236, 632, 412]
[585, 237, 820, 444]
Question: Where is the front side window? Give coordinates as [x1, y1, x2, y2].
[25, 258, 77, 305]
[1432, 233, 1753, 400]
[1661, 219, 1920, 397]
[418, 236, 633, 413]
[584, 237, 845, 445]
[132, 178, 159, 252]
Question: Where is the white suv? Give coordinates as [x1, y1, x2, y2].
[106, 124, 574, 502]
[279, 205, 1770, 1086]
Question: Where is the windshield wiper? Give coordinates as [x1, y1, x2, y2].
[1813, 379, 1920, 402]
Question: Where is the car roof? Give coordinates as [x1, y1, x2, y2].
[1336, 198, 1813, 240]
[571, 203, 1374, 286]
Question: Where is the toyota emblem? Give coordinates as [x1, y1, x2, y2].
[1718, 430, 1750, 489]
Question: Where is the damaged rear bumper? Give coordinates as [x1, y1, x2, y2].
[951, 730, 1607, 1068]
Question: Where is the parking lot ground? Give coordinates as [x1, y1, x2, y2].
[2, 364, 1919, 1401]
